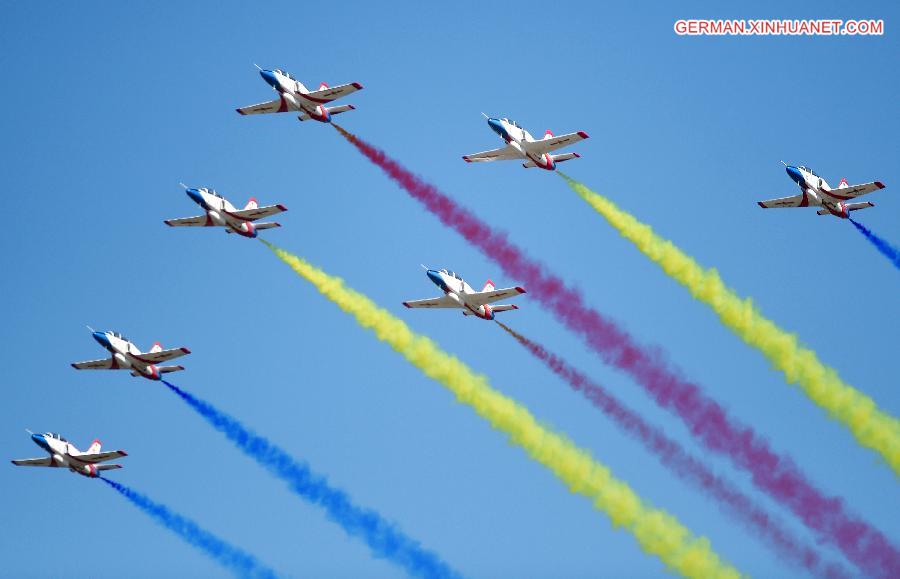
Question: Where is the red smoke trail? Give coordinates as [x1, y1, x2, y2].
[333, 124, 900, 578]
[496, 321, 848, 579]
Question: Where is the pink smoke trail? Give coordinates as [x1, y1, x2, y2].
[496, 321, 848, 579]
[333, 124, 900, 578]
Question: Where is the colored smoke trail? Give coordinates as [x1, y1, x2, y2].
[559, 172, 900, 475]
[331, 125, 900, 578]
[850, 218, 900, 271]
[262, 241, 742, 579]
[494, 321, 850, 579]
[160, 381, 460, 579]
[101, 477, 277, 578]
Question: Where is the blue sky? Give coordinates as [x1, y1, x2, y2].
[1, 2, 897, 577]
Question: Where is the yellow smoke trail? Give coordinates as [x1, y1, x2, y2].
[558, 172, 900, 474]
[261, 240, 741, 579]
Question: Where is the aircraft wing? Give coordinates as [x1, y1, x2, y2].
[757, 194, 807, 209]
[468, 286, 526, 306]
[525, 131, 589, 154]
[403, 295, 458, 309]
[165, 215, 212, 227]
[228, 204, 288, 221]
[236, 97, 289, 115]
[133, 347, 190, 364]
[11, 457, 53, 467]
[72, 358, 115, 370]
[463, 145, 521, 163]
[829, 181, 886, 199]
[303, 82, 363, 104]
[78, 450, 127, 464]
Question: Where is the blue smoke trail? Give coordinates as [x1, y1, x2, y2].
[101, 477, 276, 578]
[162, 380, 461, 579]
[850, 218, 900, 271]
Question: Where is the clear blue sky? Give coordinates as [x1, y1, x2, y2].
[1, 2, 897, 577]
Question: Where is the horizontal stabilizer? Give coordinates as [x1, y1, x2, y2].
[462, 304, 518, 316]
[96, 464, 123, 471]
[552, 152, 581, 163]
[523, 152, 581, 168]
[225, 222, 280, 233]
[298, 104, 355, 121]
[817, 202, 874, 216]
[157, 365, 185, 374]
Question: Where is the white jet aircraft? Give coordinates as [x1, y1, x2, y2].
[165, 186, 287, 238]
[12, 431, 127, 478]
[403, 267, 526, 320]
[72, 328, 190, 381]
[463, 114, 589, 170]
[237, 66, 363, 123]
[758, 163, 886, 218]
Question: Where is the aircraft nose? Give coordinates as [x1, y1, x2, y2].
[92, 331, 111, 348]
[186, 188, 204, 205]
[426, 269, 443, 286]
[260, 69, 277, 88]
[31, 433, 50, 451]
[487, 118, 502, 133]
[786, 165, 802, 183]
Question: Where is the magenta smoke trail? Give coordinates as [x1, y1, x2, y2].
[495, 322, 849, 579]
[333, 125, 900, 578]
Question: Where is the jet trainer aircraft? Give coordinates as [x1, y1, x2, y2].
[758, 163, 886, 218]
[12, 431, 127, 478]
[403, 267, 526, 320]
[72, 328, 190, 381]
[463, 114, 589, 170]
[165, 186, 287, 238]
[236, 65, 363, 123]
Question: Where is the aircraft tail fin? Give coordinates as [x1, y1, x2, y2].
[543, 130, 554, 140]
[318, 82, 329, 91]
[149, 342, 163, 354]
[86, 439, 101, 454]
[838, 178, 850, 190]
[481, 279, 495, 293]
[245, 197, 259, 210]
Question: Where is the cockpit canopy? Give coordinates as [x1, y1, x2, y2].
[501, 118, 521, 128]
[273, 69, 297, 81]
[439, 269, 464, 282]
[110, 332, 130, 342]
[798, 166, 819, 177]
[45, 432, 69, 442]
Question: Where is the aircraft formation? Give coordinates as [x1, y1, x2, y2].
[13, 64, 893, 577]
